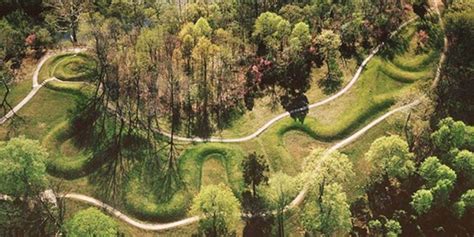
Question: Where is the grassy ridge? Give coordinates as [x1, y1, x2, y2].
[123, 143, 245, 221]
[38, 53, 97, 83]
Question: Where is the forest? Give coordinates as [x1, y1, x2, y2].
[0, 0, 473, 236]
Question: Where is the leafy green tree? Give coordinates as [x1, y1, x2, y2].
[419, 156, 457, 204]
[385, 219, 402, 237]
[33, 28, 53, 51]
[288, 22, 311, 56]
[301, 183, 352, 236]
[453, 150, 474, 183]
[253, 12, 291, 56]
[419, 156, 457, 188]
[0, 19, 24, 62]
[431, 117, 467, 152]
[411, 189, 433, 215]
[316, 29, 343, 93]
[279, 4, 306, 24]
[261, 172, 298, 237]
[368, 218, 402, 236]
[365, 135, 416, 182]
[65, 207, 118, 237]
[0, 137, 48, 197]
[194, 17, 212, 38]
[453, 189, 474, 217]
[303, 149, 354, 199]
[242, 152, 269, 198]
[368, 219, 383, 235]
[135, 26, 164, 70]
[190, 184, 241, 237]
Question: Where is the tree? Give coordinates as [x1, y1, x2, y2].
[301, 183, 352, 236]
[190, 184, 241, 237]
[287, 22, 311, 57]
[194, 17, 212, 38]
[385, 219, 402, 237]
[453, 150, 474, 183]
[453, 189, 474, 218]
[419, 156, 457, 205]
[242, 152, 269, 198]
[192, 36, 219, 137]
[435, 4, 474, 124]
[253, 12, 291, 56]
[302, 149, 354, 202]
[419, 156, 457, 188]
[411, 189, 433, 215]
[316, 29, 343, 93]
[431, 117, 467, 152]
[65, 207, 118, 237]
[43, 0, 89, 43]
[365, 135, 416, 182]
[261, 172, 298, 237]
[0, 136, 48, 197]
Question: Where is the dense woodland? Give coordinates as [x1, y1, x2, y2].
[0, 0, 473, 236]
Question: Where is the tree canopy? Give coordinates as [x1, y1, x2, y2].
[0, 136, 48, 197]
[190, 184, 241, 236]
[65, 207, 119, 237]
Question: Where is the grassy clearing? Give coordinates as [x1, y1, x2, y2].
[38, 53, 97, 83]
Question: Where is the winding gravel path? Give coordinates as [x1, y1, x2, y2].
[59, 99, 419, 231]
[0, 17, 438, 232]
[0, 48, 85, 125]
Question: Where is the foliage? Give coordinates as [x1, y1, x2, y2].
[411, 189, 433, 215]
[302, 149, 354, 192]
[253, 12, 291, 56]
[419, 156, 456, 188]
[242, 152, 269, 197]
[190, 184, 241, 237]
[368, 218, 402, 237]
[435, 3, 474, 123]
[0, 136, 48, 197]
[316, 29, 343, 93]
[453, 150, 474, 183]
[385, 219, 402, 237]
[453, 189, 474, 217]
[301, 183, 352, 236]
[365, 135, 415, 181]
[431, 117, 468, 152]
[288, 22, 311, 56]
[261, 172, 298, 237]
[65, 208, 118, 237]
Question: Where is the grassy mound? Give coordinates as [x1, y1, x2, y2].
[38, 53, 97, 83]
[123, 143, 245, 221]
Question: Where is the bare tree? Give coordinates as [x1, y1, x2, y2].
[43, 0, 90, 43]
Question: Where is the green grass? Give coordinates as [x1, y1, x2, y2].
[0, 84, 88, 140]
[38, 53, 97, 83]
[201, 155, 229, 186]
[0, 79, 32, 117]
[340, 114, 406, 200]
[0, 19, 442, 227]
[123, 143, 245, 221]
[216, 58, 358, 138]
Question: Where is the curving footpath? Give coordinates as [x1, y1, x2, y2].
[0, 48, 86, 125]
[58, 99, 419, 231]
[0, 20, 415, 141]
[0, 17, 442, 232]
